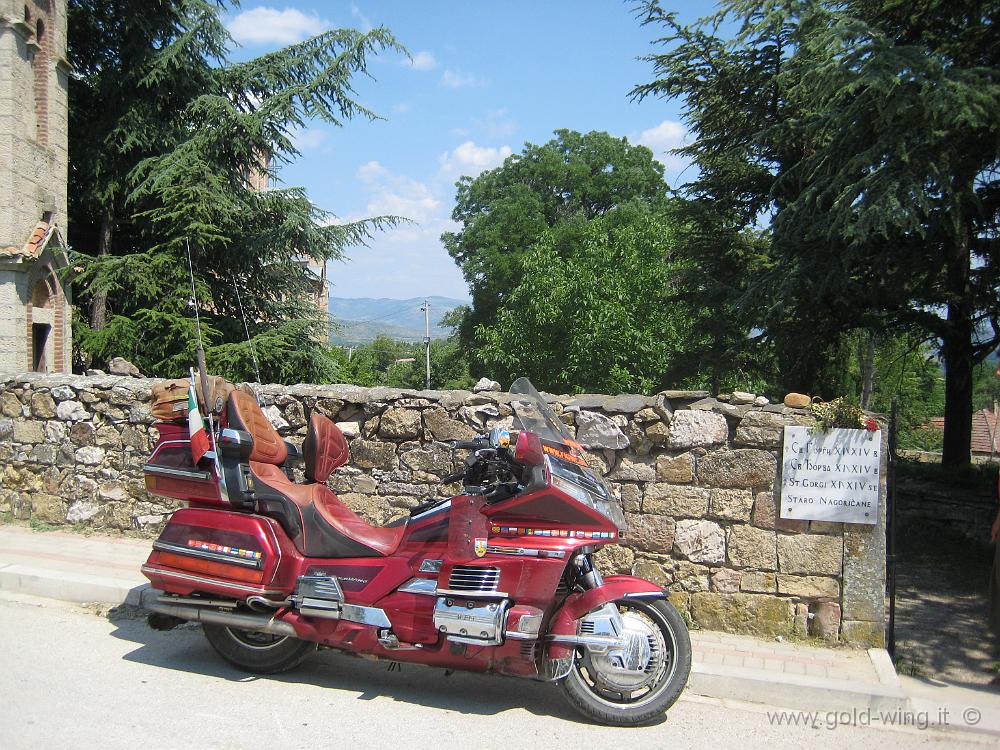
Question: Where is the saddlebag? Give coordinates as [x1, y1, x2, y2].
[141, 507, 293, 598]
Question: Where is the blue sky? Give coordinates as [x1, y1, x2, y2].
[225, 1, 704, 300]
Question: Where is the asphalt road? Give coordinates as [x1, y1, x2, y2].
[0, 596, 989, 750]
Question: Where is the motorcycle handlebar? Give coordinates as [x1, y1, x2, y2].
[450, 438, 489, 451]
[439, 470, 465, 485]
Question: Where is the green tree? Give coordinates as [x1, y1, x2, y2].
[634, 0, 1000, 464]
[68, 0, 401, 382]
[474, 203, 692, 394]
[339, 336, 414, 387]
[443, 129, 671, 358]
[833, 331, 946, 426]
[337, 334, 473, 390]
[973, 358, 1000, 412]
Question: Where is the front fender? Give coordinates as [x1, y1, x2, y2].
[546, 575, 664, 658]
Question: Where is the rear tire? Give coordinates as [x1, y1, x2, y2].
[203, 623, 316, 674]
[560, 598, 691, 726]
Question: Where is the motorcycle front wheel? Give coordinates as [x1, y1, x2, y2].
[203, 623, 316, 674]
[560, 598, 691, 726]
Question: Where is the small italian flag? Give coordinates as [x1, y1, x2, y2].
[188, 377, 210, 464]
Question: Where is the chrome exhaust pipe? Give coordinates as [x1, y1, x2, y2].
[246, 595, 291, 612]
[147, 600, 298, 638]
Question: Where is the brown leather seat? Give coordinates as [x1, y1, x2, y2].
[227, 392, 404, 558]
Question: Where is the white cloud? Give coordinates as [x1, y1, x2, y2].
[405, 51, 438, 71]
[350, 3, 373, 32]
[636, 119, 688, 171]
[441, 69, 487, 89]
[474, 108, 516, 139]
[438, 141, 513, 179]
[356, 160, 441, 223]
[291, 127, 328, 151]
[228, 7, 328, 45]
[330, 161, 468, 299]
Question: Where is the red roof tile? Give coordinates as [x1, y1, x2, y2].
[930, 409, 1000, 455]
[23, 219, 52, 257]
[1, 219, 55, 261]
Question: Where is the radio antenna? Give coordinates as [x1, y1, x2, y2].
[185, 240, 222, 463]
[231, 272, 263, 385]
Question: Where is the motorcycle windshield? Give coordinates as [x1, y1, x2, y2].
[510, 378, 626, 531]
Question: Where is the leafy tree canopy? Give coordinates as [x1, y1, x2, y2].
[68, 0, 401, 382]
[474, 203, 693, 394]
[442, 129, 671, 353]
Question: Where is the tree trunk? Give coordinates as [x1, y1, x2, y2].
[88, 207, 113, 331]
[859, 330, 877, 410]
[941, 223, 974, 467]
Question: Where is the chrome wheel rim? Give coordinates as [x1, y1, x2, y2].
[225, 627, 289, 650]
[572, 603, 678, 708]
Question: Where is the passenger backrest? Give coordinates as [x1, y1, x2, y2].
[227, 387, 288, 466]
[303, 413, 349, 483]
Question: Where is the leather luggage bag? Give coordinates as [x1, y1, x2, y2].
[151, 375, 235, 422]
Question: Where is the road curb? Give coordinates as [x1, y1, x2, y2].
[0, 563, 150, 607]
[688, 661, 909, 713]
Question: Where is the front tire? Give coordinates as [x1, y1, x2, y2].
[203, 623, 316, 674]
[561, 598, 691, 726]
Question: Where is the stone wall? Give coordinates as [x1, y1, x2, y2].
[896, 476, 996, 547]
[0, 372, 888, 646]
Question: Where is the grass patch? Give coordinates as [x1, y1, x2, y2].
[894, 650, 927, 677]
[28, 518, 61, 532]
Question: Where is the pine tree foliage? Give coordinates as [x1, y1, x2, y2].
[68, 1, 402, 382]
[634, 0, 1000, 464]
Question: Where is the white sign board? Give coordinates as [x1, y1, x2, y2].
[779, 426, 881, 524]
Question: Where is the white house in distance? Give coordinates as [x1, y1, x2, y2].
[0, 0, 71, 375]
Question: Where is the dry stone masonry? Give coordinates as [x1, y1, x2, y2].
[0, 372, 887, 646]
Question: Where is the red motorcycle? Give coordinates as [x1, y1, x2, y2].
[141, 377, 691, 725]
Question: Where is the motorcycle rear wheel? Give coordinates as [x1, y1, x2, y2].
[203, 623, 316, 674]
[560, 598, 691, 726]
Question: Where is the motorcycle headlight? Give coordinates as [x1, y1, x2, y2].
[551, 474, 593, 506]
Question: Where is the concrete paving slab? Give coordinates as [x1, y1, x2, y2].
[689, 661, 908, 713]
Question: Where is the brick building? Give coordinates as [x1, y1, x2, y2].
[0, 0, 71, 374]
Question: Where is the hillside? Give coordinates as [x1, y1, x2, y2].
[328, 296, 468, 345]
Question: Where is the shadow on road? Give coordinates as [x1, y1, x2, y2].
[106, 614, 613, 724]
[894, 522, 998, 688]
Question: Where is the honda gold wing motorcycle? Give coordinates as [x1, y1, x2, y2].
[140, 376, 691, 725]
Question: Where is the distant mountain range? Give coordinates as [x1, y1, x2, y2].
[328, 296, 469, 345]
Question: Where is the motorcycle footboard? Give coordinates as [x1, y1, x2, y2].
[141, 507, 293, 600]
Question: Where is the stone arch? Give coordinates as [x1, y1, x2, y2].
[26, 264, 64, 373]
[31, 274, 53, 308]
